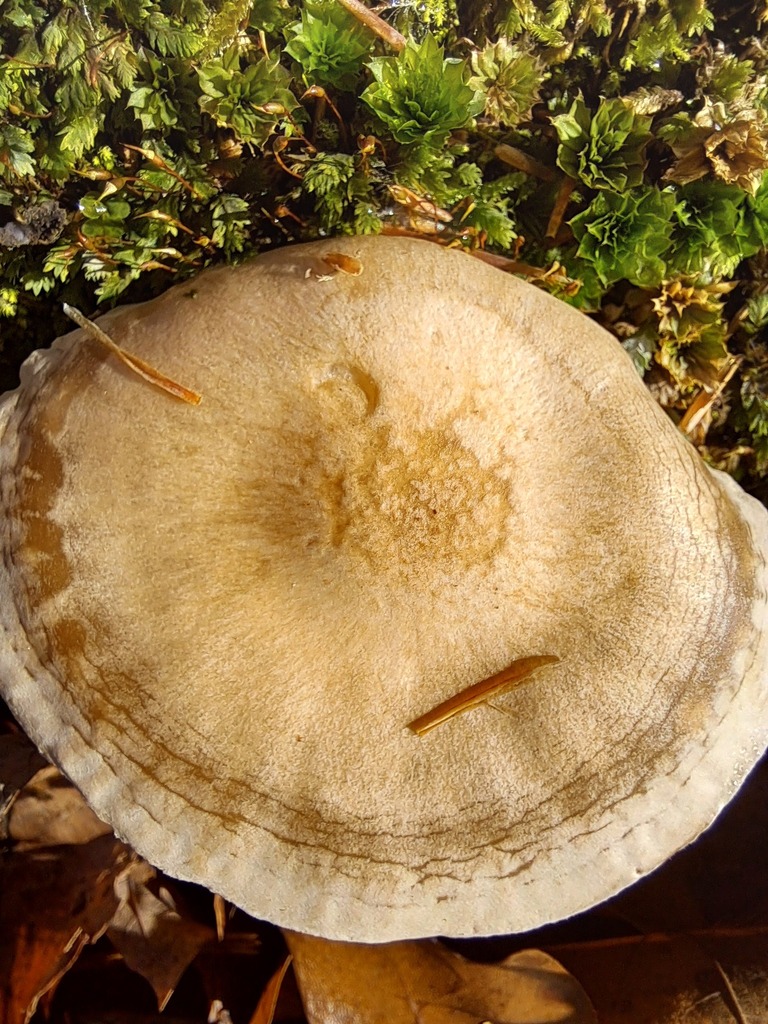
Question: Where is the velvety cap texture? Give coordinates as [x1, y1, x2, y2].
[1, 236, 767, 941]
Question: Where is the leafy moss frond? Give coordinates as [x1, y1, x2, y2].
[570, 187, 677, 287]
[284, 3, 373, 91]
[469, 38, 546, 127]
[361, 34, 484, 148]
[553, 97, 652, 191]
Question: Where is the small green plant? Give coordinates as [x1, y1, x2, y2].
[553, 98, 652, 192]
[469, 38, 545, 128]
[285, 2, 373, 90]
[197, 47, 300, 146]
[570, 188, 677, 288]
[361, 34, 484, 147]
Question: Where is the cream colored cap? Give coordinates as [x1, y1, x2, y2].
[1, 236, 767, 941]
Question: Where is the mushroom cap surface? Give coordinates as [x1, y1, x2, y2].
[1, 236, 767, 941]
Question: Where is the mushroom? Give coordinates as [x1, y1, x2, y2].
[0, 235, 767, 942]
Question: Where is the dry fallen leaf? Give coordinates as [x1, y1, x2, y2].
[8, 765, 113, 848]
[548, 930, 768, 1024]
[1, 746, 133, 1024]
[0, 732, 47, 839]
[0, 835, 132, 1024]
[249, 953, 292, 1024]
[548, 754, 768, 1023]
[285, 932, 597, 1024]
[107, 860, 214, 1010]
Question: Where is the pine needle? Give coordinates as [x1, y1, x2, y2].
[63, 304, 202, 406]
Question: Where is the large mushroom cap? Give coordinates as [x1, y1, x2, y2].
[1, 236, 767, 941]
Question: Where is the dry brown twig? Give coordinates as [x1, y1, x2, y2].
[335, 0, 406, 51]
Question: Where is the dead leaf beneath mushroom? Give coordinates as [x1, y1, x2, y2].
[0, 736, 130, 1024]
[0, 732, 47, 839]
[107, 861, 214, 1010]
[551, 932, 768, 1024]
[544, 752, 768, 1023]
[285, 931, 597, 1024]
[8, 764, 114, 848]
[0, 834, 131, 1024]
[0, 736, 213, 1024]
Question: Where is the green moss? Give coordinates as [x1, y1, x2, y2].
[361, 34, 484, 147]
[2, 0, 768, 482]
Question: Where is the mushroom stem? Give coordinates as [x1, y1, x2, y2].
[407, 655, 560, 737]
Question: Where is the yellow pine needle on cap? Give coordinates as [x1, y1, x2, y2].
[63, 303, 202, 406]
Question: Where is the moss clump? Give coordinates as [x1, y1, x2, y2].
[4, 0, 768, 484]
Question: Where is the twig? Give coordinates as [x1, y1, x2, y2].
[679, 357, 740, 439]
[495, 144, 556, 182]
[544, 923, 768, 952]
[545, 176, 577, 240]
[122, 144, 204, 200]
[714, 960, 750, 1024]
[335, 0, 406, 51]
